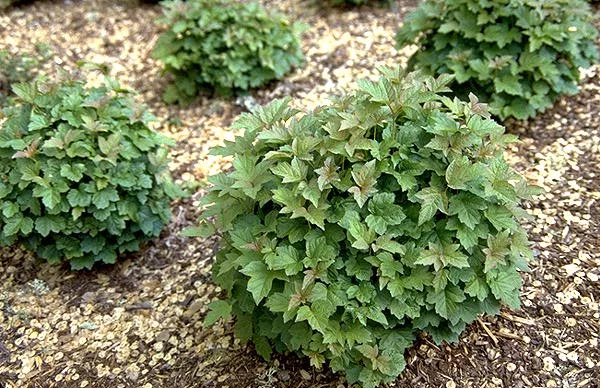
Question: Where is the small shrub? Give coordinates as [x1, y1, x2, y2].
[0, 44, 52, 107]
[0, 77, 181, 269]
[396, 0, 599, 120]
[153, 0, 304, 103]
[195, 67, 537, 387]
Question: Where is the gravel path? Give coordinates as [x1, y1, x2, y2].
[0, 1, 598, 388]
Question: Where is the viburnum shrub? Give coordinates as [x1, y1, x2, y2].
[195, 67, 537, 387]
[396, 0, 599, 120]
[152, 0, 304, 103]
[0, 77, 181, 269]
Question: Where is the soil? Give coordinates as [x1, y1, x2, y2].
[0, 1, 599, 388]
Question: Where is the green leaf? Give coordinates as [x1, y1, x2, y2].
[35, 216, 64, 237]
[484, 205, 517, 231]
[483, 231, 511, 273]
[445, 156, 476, 190]
[240, 261, 278, 304]
[203, 300, 232, 328]
[366, 193, 406, 235]
[415, 242, 469, 271]
[415, 186, 447, 226]
[92, 188, 119, 209]
[465, 275, 489, 301]
[487, 269, 522, 309]
[449, 193, 485, 229]
[271, 158, 308, 183]
[349, 160, 378, 208]
[426, 285, 466, 324]
[295, 302, 331, 333]
[315, 156, 340, 191]
[60, 163, 86, 182]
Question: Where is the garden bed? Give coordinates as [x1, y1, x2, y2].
[0, 1, 599, 387]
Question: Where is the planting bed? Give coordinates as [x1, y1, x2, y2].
[0, 1, 598, 387]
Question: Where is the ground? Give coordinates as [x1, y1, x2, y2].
[0, 1, 599, 388]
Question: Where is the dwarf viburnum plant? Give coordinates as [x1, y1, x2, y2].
[152, 0, 304, 103]
[194, 67, 537, 387]
[0, 77, 180, 269]
[396, 0, 599, 120]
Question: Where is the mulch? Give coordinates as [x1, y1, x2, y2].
[0, 1, 599, 387]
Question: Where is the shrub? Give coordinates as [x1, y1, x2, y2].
[153, 0, 305, 103]
[195, 67, 537, 387]
[0, 77, 181, 269]
[0, 44, 52, 107]
[396, 0, 599, 120]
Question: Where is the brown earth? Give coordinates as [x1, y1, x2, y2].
[0, 1, 599, 388]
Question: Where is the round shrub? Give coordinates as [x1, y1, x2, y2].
[153, 0, 305, 103]
[396, 0, 599, 120]
[196, 68, 537, 387]
[0, 78, 180, 269]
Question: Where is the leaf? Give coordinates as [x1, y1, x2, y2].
[445, 156, 476, 190]
[349, 160, 379, 208]
[67, 189, 92, 207]
[449, 193, 485, 229]
[415, 242, 469, 271]
[487, 269, 522, 309]
[240, 261, 278, 304]
[271, 158, 308, 183]
[253, 335, 272, 361]
[295, 302, 331, 333]
[483, 231, 511, 273]
[465, 275, 489, 301]
[366, 192, 406, 235]
[484, 205, 517, 231]
[203, 300, 232, 328]
[339, 209, 375, 250]
[92, 188, 119, 209]
[426, 285, 466, 325]
[265, 245, 303, 276]
[315, 156, 340, 191]
[415, 186, 447, 226]
[60, 163, 86, 182]
[35, 216, 64, 237]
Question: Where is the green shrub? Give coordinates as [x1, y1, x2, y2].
[0, 77, 181, 269]
[396, 0, 599, 120]
[0, 44, 52, 107]
[152, 0, 305, 103]
[195, 67, 537, 387]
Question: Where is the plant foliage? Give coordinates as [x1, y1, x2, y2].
[195, 67, 537, 387]
[396, 0, 599, 120]
[0, 77, 180, 269]
[0, 44, 52, 107]
[153, 0, 304, 103]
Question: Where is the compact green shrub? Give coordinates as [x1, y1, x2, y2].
[0, 44, 52, 107]
[153, 0, 304, 103]
[195, 67, 537, 387]
[0, 77, 181, 269]
[396, 0, 599, 120]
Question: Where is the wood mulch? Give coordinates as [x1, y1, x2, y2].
[0, 1, 598, 387]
